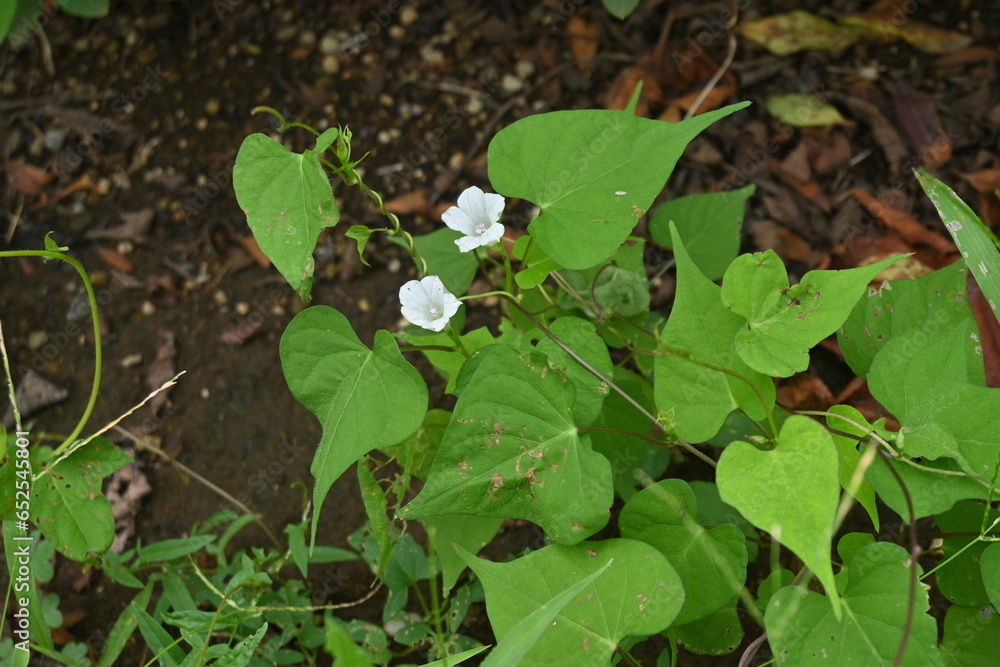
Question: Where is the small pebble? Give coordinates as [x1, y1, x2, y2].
[120, 353, 143, 368]
[117, 241, 133, 255]
[386, 258, 401, 274]
[200, 387, 211, 399]
[28, 331, 48, 350]
[321, 55, 340, 74]
[420, 45, 444, 64]
[400, 6, 418, 26]
[515, 60, 535, 79]
[319, 32, 340, 54]
[235, 302, 250, 316]
[212, 290, 228, 306]
[358, 297, 370, 313]
[276, 26, 297, 42]
[204, 99, 220, 115]
[501, 73, 524, 93]
[140, 301, 156, 316]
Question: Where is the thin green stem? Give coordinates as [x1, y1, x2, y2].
[0, 249, 101, 456]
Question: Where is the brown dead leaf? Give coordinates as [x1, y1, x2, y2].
[106, 457, 152, 553]
[837, 93, 908, 174]
[2, 370, 69, 429]
[935, 47, 1000, 68]
[605, 60, 664, 114]
[7, 161, 54, 196]
[777, 373, 836, 410]
[95, 246, 135, 273]
[147, 333, 176, 417]
[86, 208, 154, 242]
[234, 235, 271, 268]
[751, 220, 817, 265]
[221, 318, 263, 346]
[55, 173, 98, 201]
[893, 85, 951, 168]
[385, 189, 432, 216]
[567, 15, 600, 71]
[960, 169, 1000, 193]
[852, 187, 956, 254]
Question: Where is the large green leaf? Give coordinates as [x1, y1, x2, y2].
[721, 251, 903, 377]
[765, 542, 941, 666]
[234, 133, 339, 300]
[619, 479, 747, 625]
[838, 261, 973, 379]
[32, 437, 130, 560]
[463, 539, 683, 666]
[717, 416, 841, 616]
[983, 542, 1000, 613]
[670, 604, 743, 656]
[917, 167, 1000, 327]
[655, 223, 775, 442]
[869, 321, 1000, 477]
[280, 306, 427, 543]
[488, 103, 750, 269]
[399, 344, 613, 544]
[649, 185, 755, 280]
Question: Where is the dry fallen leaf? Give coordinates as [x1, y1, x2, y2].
[86, 208, 154, 242]
[147, 333, 176, 417]
[893, 85, 951, 168]
[2, 370, 69, 429]
[852, 187, 956, 255]
[7, 161, 55, 197]
[740, 11, 864, 56]
[95, 246, 135, 273]
[567, 15, 600, 71]
[234, 234, 272, 268]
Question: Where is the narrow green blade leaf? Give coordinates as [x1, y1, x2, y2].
[399, 344, 613, 544]
[280, 306, 427, 544]
[488, 103, 750, 269]
[765, 542, 941, 666]
[718, 415, 841, 617]
[463, 539, 683, 666]
[234, 134, 340, 300]
[916, 167, 1000, 326]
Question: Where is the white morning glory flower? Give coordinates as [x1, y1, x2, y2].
[441, 185, 506, 253]
[399, 275, 461, 332]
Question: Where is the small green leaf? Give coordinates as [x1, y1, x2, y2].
[280, 306, 427, 545]
[655, 223, 775, 442]
[721, 250, 904, 377]
[325, 617, 376, 667]
[825, 405, 880, 531]
[513, 235, 562, 289]
[602, 0, 641, 20]
[399, 344, 613, 545]
[358, 458, 392, 577]
[463, 539, 683, 666]
[765, 94, 847, 127]
[32, 438, 130, 560]
[488, 103, 750, 269]
[718, 415, 841, 617]
[345, 225, 373, 267]
[43, 232, 68, 252]
[670, 605, 743, 656]
[412, 227, 480, 296]
[916, 167, 1000, 327]
[619, 479, 747, 624]
[765, 542, 941, 666]
[215, 623, 268, 667]
[649, 186, 754, 280]
[55, 0, 109, 18]
[134, 535, 215, 567]
[234, 133, 340, 300]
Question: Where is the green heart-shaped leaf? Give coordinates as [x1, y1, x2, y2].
[721, 250, 903, 377]
[280, 306, 427, 544]
[766, 542, 941, 665]
[488, 103, 750, 269]
[399, 344, 613, 544]
[718, 415, 841, 616]
[234, 133, 340, 300]
[461, 538, 683, 666]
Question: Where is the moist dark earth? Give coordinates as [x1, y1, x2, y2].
[1, 0, 999, 664]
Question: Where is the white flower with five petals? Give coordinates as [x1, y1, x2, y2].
[399, 275, 462, 332]
[441, 186, 506, 252]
